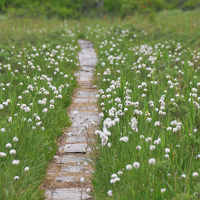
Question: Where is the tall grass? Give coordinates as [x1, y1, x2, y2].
[0, 17, 78, 200]
[82, 10, 200, 200]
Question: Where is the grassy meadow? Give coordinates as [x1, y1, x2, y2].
[0, 18, 78, 199]
[0, 9, 200, 200]
[84, 10, 200, 200]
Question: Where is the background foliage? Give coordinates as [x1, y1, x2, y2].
[0, 0, 200, 19]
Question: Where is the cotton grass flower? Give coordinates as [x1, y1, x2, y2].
[154, 121, 160, 126]
[133, 162, 140, 169]
[12, 160, 20, 165]
[13, 137, 18, 142]
[24, 167, 29, 172]
[117, 170, 123, 175]
[14, 176, 19, 180]
[80, 177, 85, 183]
[0, 152, 6, 157]
[192, 172, 199, 177]
[107, 190, 112, 196]
[161, 188, 166, 193]
[150, 145, 156, 151]
[6, 143, 12, 148]
[86, 188, 91, 193]
[126, 164, 133, 170]
[148, 158, 156, 165]
[165, 148, 170, 153]
[119, 136, 128, 142]
[1, 128, 5, 132]
[9, 149, 16, 155]
[181, 174, 186, 178]
[136, 145, 141, 150]
[164, 154, 169, 158]
[131, 117, 138, 132]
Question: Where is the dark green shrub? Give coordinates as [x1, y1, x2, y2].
[0, 0, 200, 19]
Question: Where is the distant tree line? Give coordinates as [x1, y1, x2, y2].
[0, 0, 199, 18]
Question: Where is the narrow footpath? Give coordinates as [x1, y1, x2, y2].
[44, 40, 99, 200]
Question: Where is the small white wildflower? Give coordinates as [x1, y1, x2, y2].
[181, 174, 186, 178]
[43, 108, 48, 113]
[131, 117, 138, 132]
[110, 179, 116, 184]
[119, 136, 128, 142]
[192, 172, 199, 177]
[118, 170, 123, 175]
[86, 188, 91, 193]
[13, 137, 19, 142]
[49, 104, 54, 109]
[140, 135, 145, 139]
[1, 128, 5, 132]
[0, 152, 6, 157]
[164, 154, 169, 159]
[167, 127, 172, 131]
[145, 137, 152, 142]
[12, 160, 20, 165]
[146, 117, 152, 122]
[154, 138, 161, 145]
[165, 148, 170, 153]
[6, 143, 12, 148]
[8, 117, 12, 122]
[150, 145, 156, 151]
[154, 121, 160, 126]
[173, 127, 178, 133]
[133, 162, 140, 169]
[14, 176, 19, 180]
[148, 158, 156, 165]
[101, 62, 105, 67]
[80, 177, 85, 182]
[107, 190, 112, 196]
[9, 149, 16, 155]
[107, 143, 112, 148]
[195, 154, 200, 159]
[24, 167, 29, 172]
[136, 145, 141, 150]
[50, 99, 55, 104]
[161, 188, 166, 193]
[111, 174, 117, 178]
[126, 164, 132, 170]
[99, 112, 104, 118]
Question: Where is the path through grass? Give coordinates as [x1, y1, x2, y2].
[0, 10, 200, 199]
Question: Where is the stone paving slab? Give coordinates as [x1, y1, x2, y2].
[47, 188, 92, 200]
[66, 136, 87, 143]
[75, 90, 97, 98]
[71, 120, 99, 128]
[77, 58, 97, 67]
[59, 143, 87, 153]
[81, 66, 94, 71]
[61, 165, 86, 173]
[70, 105, 98, 112]
[73, 97, 97, 104]
[60, 155, 86, 164]
[64, 127, 97, 137]
[55, 176, 76, 183]
[70, 115, 99, 127]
